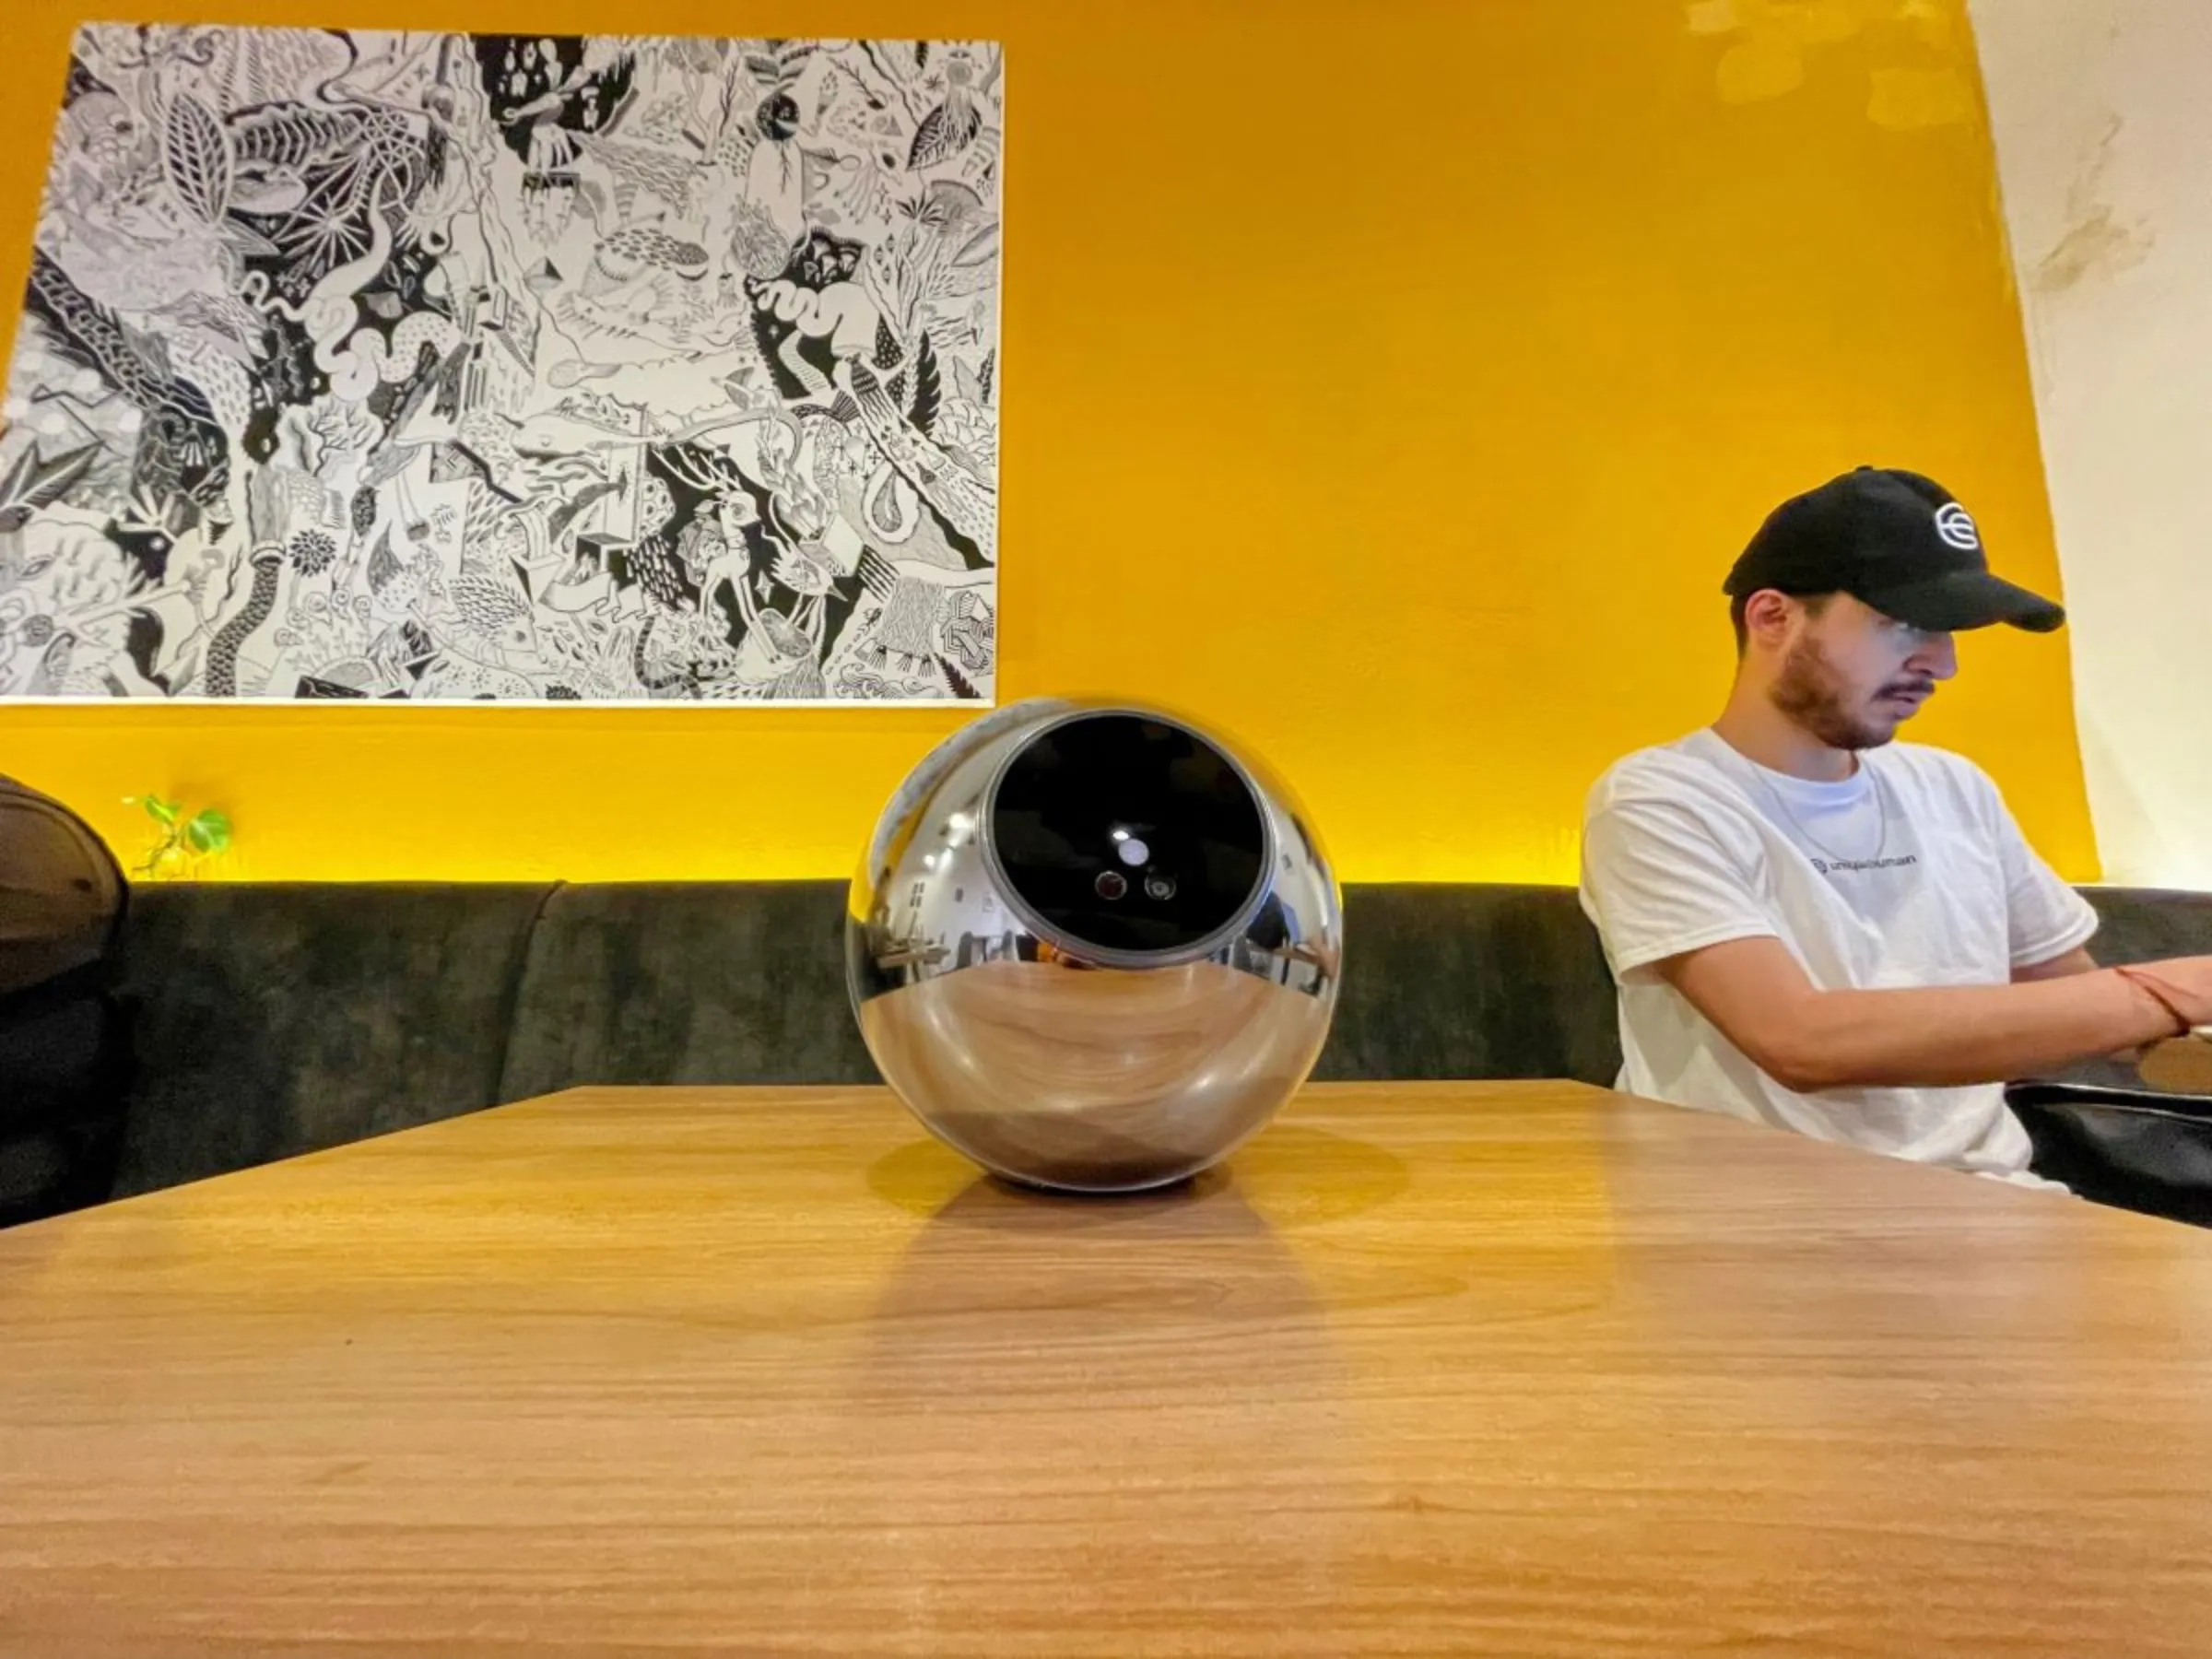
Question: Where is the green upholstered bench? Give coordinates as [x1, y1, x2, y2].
[108, 883, 555, 1197]
[65, 878, 2212, 1206]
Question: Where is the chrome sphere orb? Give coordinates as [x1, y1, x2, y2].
[846, 697, 1343, 1194]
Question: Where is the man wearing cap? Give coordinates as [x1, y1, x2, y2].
[1578, 466, 2212, 1186]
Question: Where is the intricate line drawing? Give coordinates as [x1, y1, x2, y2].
[0, 26, 1002, 704]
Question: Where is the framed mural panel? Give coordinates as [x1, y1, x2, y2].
[0, 27, 1001, 704]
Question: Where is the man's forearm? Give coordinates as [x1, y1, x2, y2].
[1760, 970, 2183, 1092]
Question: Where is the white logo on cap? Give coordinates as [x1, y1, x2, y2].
[1935, 502, 1980, 552]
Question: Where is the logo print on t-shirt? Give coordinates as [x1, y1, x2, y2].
[1935, 503, 1980, 552]
[1808, 854, 1921, 877]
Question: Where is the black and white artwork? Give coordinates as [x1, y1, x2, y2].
[0, 27, 1001, 703]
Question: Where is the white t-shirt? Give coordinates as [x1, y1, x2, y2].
[1578, 728, 2100, 1182]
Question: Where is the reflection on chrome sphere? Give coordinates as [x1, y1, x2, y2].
[846, 697, 1343, 1193]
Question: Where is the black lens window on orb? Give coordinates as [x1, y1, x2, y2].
[989, 712, 1267, 956]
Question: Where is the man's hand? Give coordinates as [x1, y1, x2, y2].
[2112, 960, 2212, 1034]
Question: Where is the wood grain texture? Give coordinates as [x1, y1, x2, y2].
[2140, 1036, 2212, 1095]
[5, 1079, 2212, 1657]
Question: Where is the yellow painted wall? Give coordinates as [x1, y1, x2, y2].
[0, 0, 2099, 884]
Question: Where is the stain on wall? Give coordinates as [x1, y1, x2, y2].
[2032, 115, 2155, 294]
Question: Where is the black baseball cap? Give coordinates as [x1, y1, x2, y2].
[1723, 466, 2065, 633]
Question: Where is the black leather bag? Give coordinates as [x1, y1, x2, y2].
[2006, 1080, 2212, 1229]
[0, 777, 133, 1226]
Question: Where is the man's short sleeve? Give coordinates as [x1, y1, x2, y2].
[1579, 792, 1780, 982]
[1976, 773, 2099, 971]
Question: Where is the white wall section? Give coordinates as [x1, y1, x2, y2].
[1971, 0, 2212, 888]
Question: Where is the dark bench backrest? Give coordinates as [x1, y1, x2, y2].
[111, 883, 554, 1195]
[1317, 885, 1622, 1086]
[99, 879, 2212, 1201]
[497, 882, 877, 1100]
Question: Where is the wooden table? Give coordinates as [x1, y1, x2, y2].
[5, 1080, 2212, 1657]
[2143, 1034, 2212, 1095]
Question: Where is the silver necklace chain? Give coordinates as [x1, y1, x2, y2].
[1748, 760, 1893, 866]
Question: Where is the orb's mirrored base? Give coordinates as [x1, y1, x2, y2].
[859, 958, 1335, 1193]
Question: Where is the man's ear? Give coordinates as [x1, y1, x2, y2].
[1740, 588, 1798, 649]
